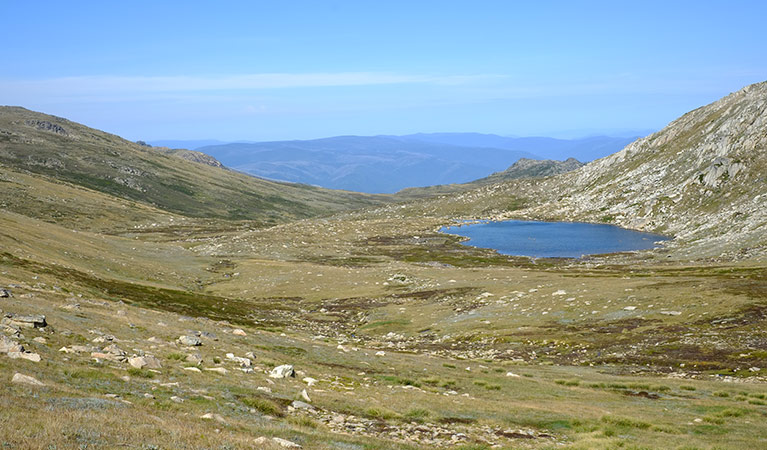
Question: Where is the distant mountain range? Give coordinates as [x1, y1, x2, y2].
[186, 134, 638, 193]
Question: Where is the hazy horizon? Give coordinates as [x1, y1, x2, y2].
[2, 1, 766, 141]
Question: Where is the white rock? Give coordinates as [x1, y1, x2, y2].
[232, 329, 247, 336]
[300, 389, 311, 402]
[375, 351, 386, 356]
[200, 413, 226, 423]
[506, 372, 520, 377]
[552, 290, 567, 296]
[624, 306, 637, 311]
[204, 367, 228, 375]
[12, 372, 44, 386]
[660, 310, 682, 316]
[183, 367, 201, 373]
[269, 364, 295, 378]
[302, 377, 317, 387]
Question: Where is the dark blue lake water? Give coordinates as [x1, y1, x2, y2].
[440, 220, 669, 258]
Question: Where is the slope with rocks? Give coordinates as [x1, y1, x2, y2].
[418, 81, 767, 260]
[395, 157, 583, 198]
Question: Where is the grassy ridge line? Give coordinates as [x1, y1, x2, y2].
[0, 106, 389, 224]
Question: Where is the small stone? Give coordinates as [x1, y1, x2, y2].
[0, 288, 11, 298]
[375, 351, 386, 356]
[183, 367, 201, 373]
[204, 367, 228, 375]
[232, 328, 247, 336]
[552, 290, 567, 296]
[303, 377, 317, 386]
[200, 413, 226, 423]
[12, 372, 44, 386]
[624, 306, 637, 311]
[32, 337, 46, 344]
[300, 389, 311, 402]
[660, 310, 682, 316]
[170, 396, 184, 403]
[506, 372, 520, 377]
[269, 364, 295, 379]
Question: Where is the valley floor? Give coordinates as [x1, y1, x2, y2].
[1, 208, 766, 449]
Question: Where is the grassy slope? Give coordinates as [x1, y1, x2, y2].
[0, 106, 387, 225]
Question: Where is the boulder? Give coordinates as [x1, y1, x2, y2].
[0, 335, 23, 353]
[0, 288, 11, 298]
[142, 355, 162, 369]
[178, 335, 202, 346]
[232, 328, 247, 336]
[225, 353, 251, 367]
[8, 352, 41, 362]
[3, 314, 46, 328]
[185, 353, 203, 365]
[269, 364, 295, 379]
[11, 372, 44, 386]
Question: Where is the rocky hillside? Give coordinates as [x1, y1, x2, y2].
[423, 81, 767, 260]
[0, 107, 385, 224]
[474, 157, 583, 185]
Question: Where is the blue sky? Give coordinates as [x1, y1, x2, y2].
[2, 1, 766, 141]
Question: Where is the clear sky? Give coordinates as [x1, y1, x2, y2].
[2, 1, 766, 141]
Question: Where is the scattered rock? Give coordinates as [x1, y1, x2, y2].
[270, 364, 295, 378]
[12, 372, 44, 386]
[200, 412, 226, 423]
[183, 367, 201, 373]
[170, 396, 184, 403]
[552, 290, 567, 296]
[178, 335, 202, 346]
[302, 377, 317, 387]
[253, 437, 302, 448]
[3, 313, 46, 328]
[660, 310, 682, 316]
[375, 351, 386, 356]
[624, 306, 637, 311]
[0, 335, 24, 353]
[291, 400, 314, 411]
[204, 367, 228, 375]
[232, 328, 247, 336]
[8, 351, 41, 362]
[225, 353, 251, 367]
[300, 389, 311, 402]
[32, 337, 46, 344]
[0, 288, 11, 298]
[185, 353, 203, 365]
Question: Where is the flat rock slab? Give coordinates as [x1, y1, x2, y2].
[12, 373, 44, 386]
